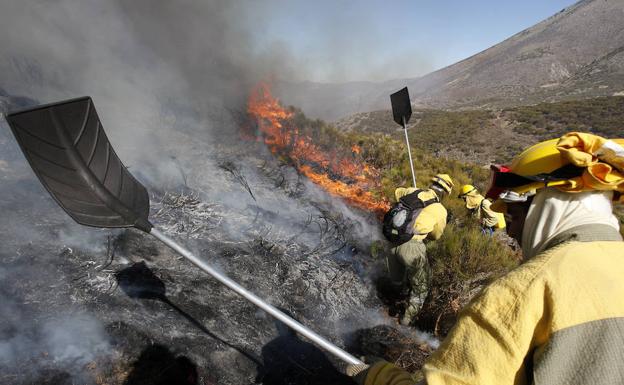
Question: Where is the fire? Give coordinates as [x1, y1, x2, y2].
[247, 83, 390, 216]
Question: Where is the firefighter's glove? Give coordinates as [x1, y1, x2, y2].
[352, 360, 423, 385]
[345, 362, 369, 377]
[343, 355, 377, 378]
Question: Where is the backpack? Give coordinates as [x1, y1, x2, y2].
[382, 189, 439, 245]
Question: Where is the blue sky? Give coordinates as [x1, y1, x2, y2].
[251, 0, 578, 82]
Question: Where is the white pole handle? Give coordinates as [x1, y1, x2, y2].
[403, 116, 417, 188]
[149, 227, 364, 366]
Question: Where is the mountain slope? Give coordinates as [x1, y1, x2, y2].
[276, 0, 624, 121]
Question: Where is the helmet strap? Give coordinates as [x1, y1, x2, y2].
[431, 184, 446, 196]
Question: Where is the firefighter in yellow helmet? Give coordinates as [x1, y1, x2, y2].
[384, 174, 453, 326]
[458, 184, 506, 235]
[350, 132, 624, 384]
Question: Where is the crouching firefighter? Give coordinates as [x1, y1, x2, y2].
[382, 174, 454, 326]
[458, 184, 506, 235]
[349, 132, 624, 385]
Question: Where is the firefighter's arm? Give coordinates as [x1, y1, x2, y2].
[423, 269, 548, 385]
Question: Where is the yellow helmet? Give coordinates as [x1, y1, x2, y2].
[509, 139, 565, 177]
[458, 184, 478, 198]
[431, 174, 454, 194]
[486, 132, 624, 210]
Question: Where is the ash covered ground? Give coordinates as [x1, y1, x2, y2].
[0, 94, 433, 384]
[0, 1, 442, 382]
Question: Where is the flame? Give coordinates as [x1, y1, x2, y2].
[247, 82, 390, 216]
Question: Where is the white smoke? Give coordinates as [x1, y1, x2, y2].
[57, 226, 119, 255]
[0, 0, 382, 248]
[0, 0, 292, 181]
[0, 266, 110, 376]
[0, 3, 404, 381]
[42, 316, 110, 364]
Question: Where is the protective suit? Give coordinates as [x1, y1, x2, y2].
[387, 187, 448, 325]
[359, 189, 624, 385]
[356, 133, 624, 384]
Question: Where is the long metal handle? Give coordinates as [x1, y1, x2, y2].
[403, 116, 417, 188]
[149, 227, 364, 366]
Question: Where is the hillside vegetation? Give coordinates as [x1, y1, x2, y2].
[336, 96, 624, 164]
[290, 95, 624, 334]
[506, 96, 624, 139]
[289, 107, 520, 334]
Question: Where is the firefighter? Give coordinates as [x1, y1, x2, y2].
[351, 132, 624, 384]
[386, 174, 453, 326]
[458, 184, 506, 235]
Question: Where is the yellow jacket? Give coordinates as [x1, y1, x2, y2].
[394, 187, 447, 241]
[360, 224, 624, 385]
[477, 198, 500, 228]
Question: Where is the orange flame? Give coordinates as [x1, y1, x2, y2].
[247, 82, 390, 216]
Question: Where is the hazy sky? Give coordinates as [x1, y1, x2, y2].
[0, 0, 580, 110]
[252, 0, 578, 82]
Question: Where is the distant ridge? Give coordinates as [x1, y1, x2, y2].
[276, 0, 624, 121]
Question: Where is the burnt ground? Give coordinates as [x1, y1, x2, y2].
[0, 106, 435, 384]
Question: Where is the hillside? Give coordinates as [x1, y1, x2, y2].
[276, 0, 624, 121]
[3, 86, 621, 383]
[0, 87, 523, 383]
[3, 1, 624, 379]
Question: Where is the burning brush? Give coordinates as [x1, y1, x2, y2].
[247, 83, 390, 217]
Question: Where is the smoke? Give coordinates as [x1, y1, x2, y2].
[0, 3, 407, 381]
[57, 226, 119, 254]
[0, 0, 391, 224]
[301, 178, 383, 244]
[0, 150, 114, 382]
[43, 316, 109, 363]
[294, 13, 434, 83]
[0, 0, 388, 265]
[0, 263, 111, 381]
[0, 0, 305, 110]
[0, 0, 344, 238]
[0, 312, 110, 375]
[0, 0, 300, 179]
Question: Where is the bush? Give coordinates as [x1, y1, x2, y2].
[421, 223, 519, 335]
[428, 223, 518, 285]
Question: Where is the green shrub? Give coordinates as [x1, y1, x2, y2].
[428, 223, 518, 286]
